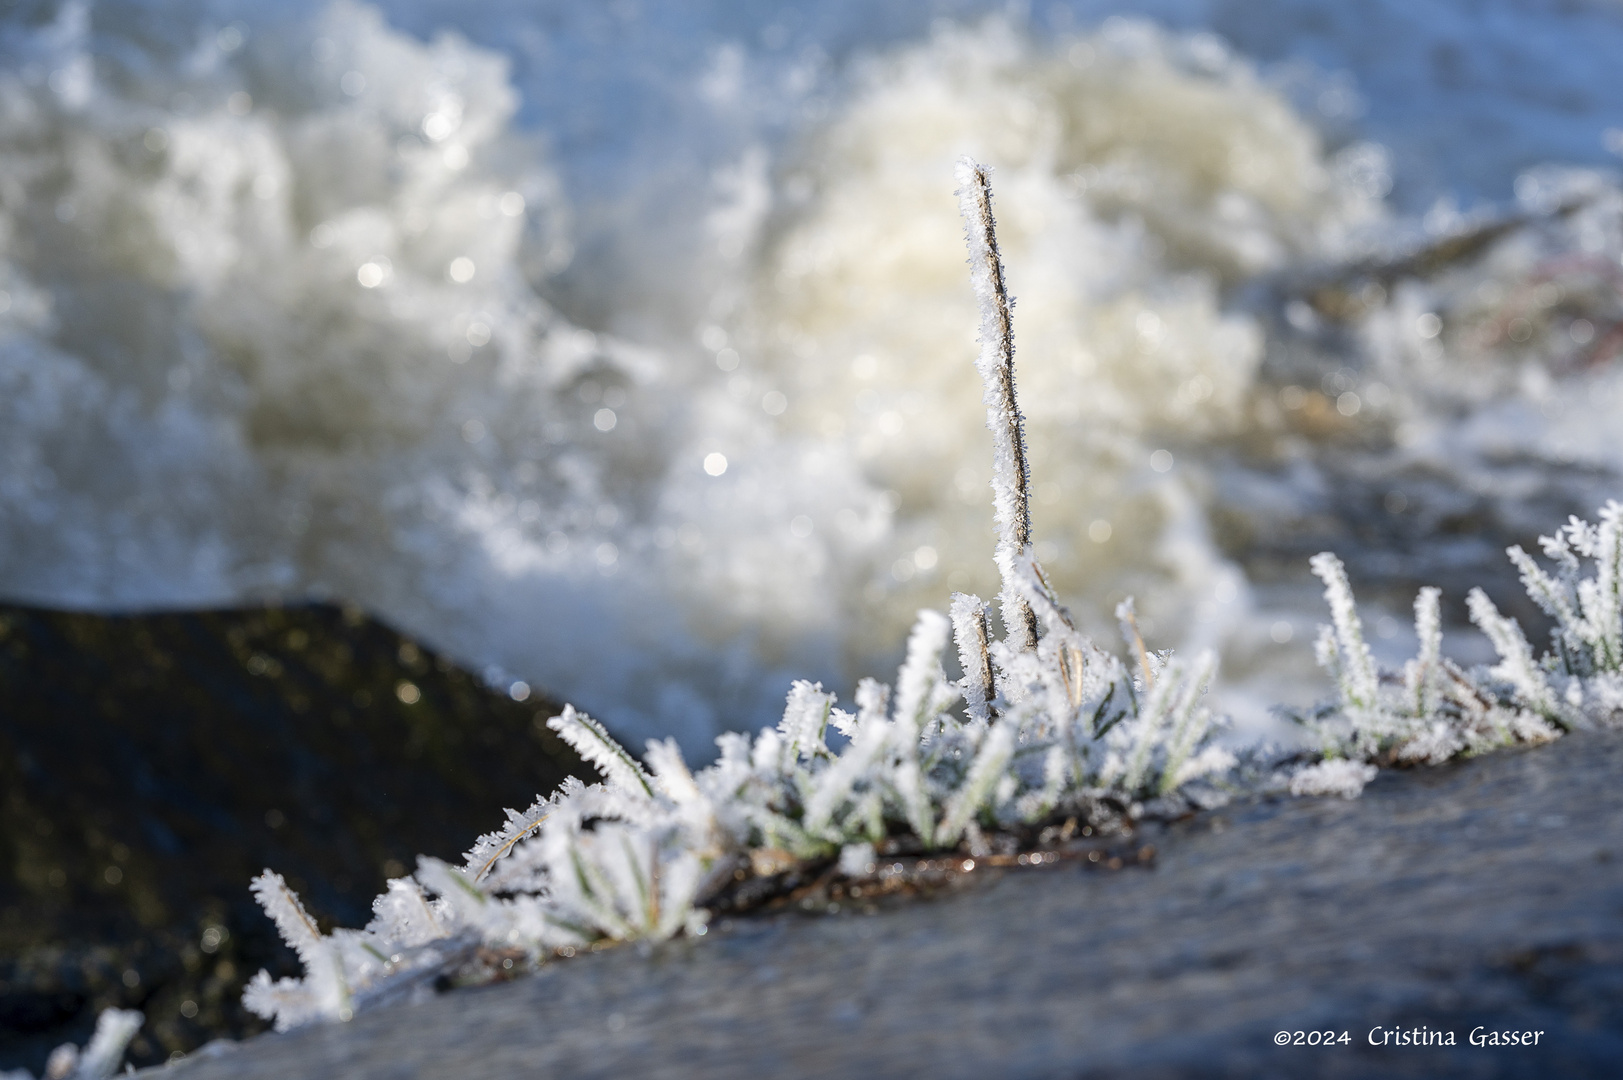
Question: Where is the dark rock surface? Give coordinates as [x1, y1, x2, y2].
[0, 603, 582, 1073]
[156, 730, 1623, 1079]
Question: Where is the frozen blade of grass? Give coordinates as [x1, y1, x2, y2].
[1586, 501, 1623, 670]
[828, 706, 859, 738]
[935, 718, 1015, 847]
[1309, 552, 1379, 711]
[778, 680, 835, 763]
[892, 609, 957, 734]
[803, 720, 889, 837]
[1057, 639, 1086, 712]
[1467, 587, 1564, 724]
[1289, 759, 1378, 798]
[618, 831, 652, 929]
[548, 705, 654, 798]
[367, 877, 442, 948]
[1405, 587, 1443, 718]
[412, 857, 524, 948]
[892, 758, 936, 848]
[1313, 624, 1341, 688]
[1158, 651, 1218, 796]
[1539, 523, 1582, 580]
[1121, 661, 1178, 795]
[249, 870, 322, 959]
[245, 871, 351, 1028]
[643, 737, 714, 840]
[564, 840, 636, 940]
[416, 857, 487, 910]
[1116, 598, 1154, 693]
[464, 791, 560, 882]
[1509, 545, 1581, 636]
[1014, 744, 1071, 821]
[852, 677, 891, 738]
[749, 805, 828, 860]
[74, 1008, 143, 1079]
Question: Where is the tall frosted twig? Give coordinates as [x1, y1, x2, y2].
[956, 157, 1039, 651]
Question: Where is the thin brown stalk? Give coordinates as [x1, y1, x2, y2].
[1122, 604, 1155, 692]
[958, 159, 1040, 650]
[1059, 643, 1086, 710]
[968, 601, 994, 709]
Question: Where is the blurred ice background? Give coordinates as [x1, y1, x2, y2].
[3, 0, 1622, 754]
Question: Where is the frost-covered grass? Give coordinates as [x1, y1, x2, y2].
[0, 1008, 143, 1080]
[237, 162, 1623, 1036]
[1289, 504, 1623, 796]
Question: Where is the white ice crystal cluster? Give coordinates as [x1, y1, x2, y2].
[1295, 502, 1623, 795]
[241, 159, 1233, 1033]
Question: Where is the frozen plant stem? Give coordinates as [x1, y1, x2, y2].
[950, 592, 995, 722]
[957, 158, 1039, 651]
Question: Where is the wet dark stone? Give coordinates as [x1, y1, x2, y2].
[0, 602, 583, 1074]
[154, 730, 1623, 1079]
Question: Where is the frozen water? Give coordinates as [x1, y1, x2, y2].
[2, 0, 1622, 752]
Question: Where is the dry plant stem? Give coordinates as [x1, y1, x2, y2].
[959, 159, 1040, 651]
[1123, 605, 1155, 692]
[970, 604, 994, 707]
[1058, 643, 1086, 710]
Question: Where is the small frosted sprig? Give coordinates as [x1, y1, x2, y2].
[1309, 552, 1379, 712]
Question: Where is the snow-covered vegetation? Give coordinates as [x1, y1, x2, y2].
[1289, 504, 1623, 796]
[238, 163, 1622, 1035]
